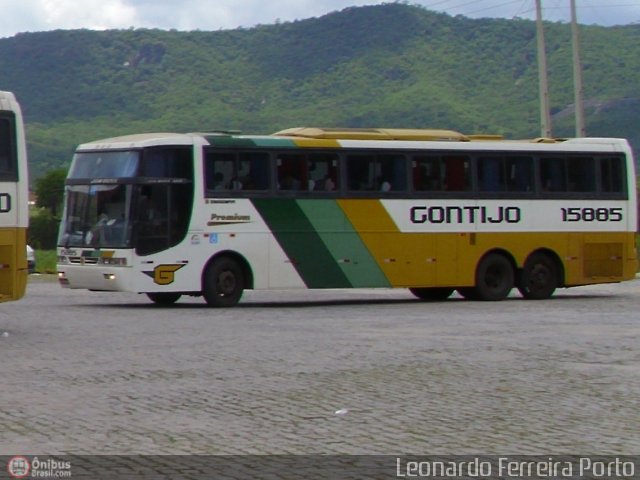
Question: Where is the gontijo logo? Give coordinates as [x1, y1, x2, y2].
[7, 456, 30, 478]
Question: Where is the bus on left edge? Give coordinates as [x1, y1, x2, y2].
[0, 91, 29, 302]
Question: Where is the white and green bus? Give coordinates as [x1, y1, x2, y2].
[57, 127, 637, 306]
[0, 91, 29, 302]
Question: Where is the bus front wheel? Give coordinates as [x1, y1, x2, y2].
[409, 287, 454, 301]
[467, 253, 514, 301]
[203, 257, 244, 307]
[146, 292, 182, 305]
[518, 253, 558, 300]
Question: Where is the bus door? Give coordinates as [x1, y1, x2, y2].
[134, 147, 194, 256]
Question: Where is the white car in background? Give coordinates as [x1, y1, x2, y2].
[26, 245, 36, 273]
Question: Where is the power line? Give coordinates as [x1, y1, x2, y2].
[464, 0, 528, 16]
[421, 0, 640, 16]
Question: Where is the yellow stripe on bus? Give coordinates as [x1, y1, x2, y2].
[338, 200, 637, 288]
[337, 199, 442, 287]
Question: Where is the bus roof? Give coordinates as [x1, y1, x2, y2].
[273, 127, 473, 142]
[0, 91, 19, 112]
[76, 132, 203, 150]
[75, 128, 631, 153]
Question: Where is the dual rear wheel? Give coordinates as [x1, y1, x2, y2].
[517, 253, 558, 300]
[411, 252, 559, 302]
[457, 252, 514, 301]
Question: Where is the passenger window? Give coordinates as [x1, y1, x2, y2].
[206, 153, 235, 191]
[277, 154, 306, 191]
[478, 157, 504, 192]
[413, 155, 471, 192]
[600, 156, 625, 193]
[141, 147, 193, 179]
[276, 153, 339, 192]
[238, 152, 269, 190]
[567, 157, 595, 192]
[540, 158, 567, 192]
[347, 154, 406, 192]
[442, 155, 471, 192]
[0, 115, 17, 180]
[308, 153, 338, 192]
[347, 155, 375, 191]
[413, 156, 442, 191]
[506, 157, 534, 192]
[378, 154, 407, 192]
[205, 151, 269, 193]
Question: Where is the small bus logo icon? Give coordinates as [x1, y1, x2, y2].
[7, 456, 30, 478]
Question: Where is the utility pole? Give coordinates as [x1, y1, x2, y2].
[536, 0, 552, 138]
[571, 0, 586, 137]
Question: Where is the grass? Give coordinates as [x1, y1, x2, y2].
[34, 249, 58, 274]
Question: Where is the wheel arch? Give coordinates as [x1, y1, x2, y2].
[202, 250, 254, 291]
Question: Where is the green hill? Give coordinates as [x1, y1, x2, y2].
[1, 3, 640, 179]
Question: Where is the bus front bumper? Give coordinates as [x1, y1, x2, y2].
[57, 265, 133, 292]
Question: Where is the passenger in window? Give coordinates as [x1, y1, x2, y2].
[281, 174, 301, 190]
[378, 177, 392, 192]
[213, 172, 226, 190]
[323, 175, 335, 191]
[230, 177, 243, 190]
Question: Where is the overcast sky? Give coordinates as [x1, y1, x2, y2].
[0, 0, 638, 38]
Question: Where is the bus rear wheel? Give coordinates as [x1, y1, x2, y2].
[518, 253, 558, 300]
[467, 253, 514, 301]
[203, 257, 244, 308]
[146, 292, 182, 305]
[409, 287, 454, 301]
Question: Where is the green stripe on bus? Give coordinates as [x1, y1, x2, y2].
[252, 199, 351, 288]
[205, 136, 258, 148]
[253, 138, 297, 148]
[296, 200, 391, 288]
[205, 136, 297, 148]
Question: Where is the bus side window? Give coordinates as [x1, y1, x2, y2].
[347, 155, 375, 191]
[205, 151, 269, 193]
[478, 157, 504, 192]
[141, 147, 193, 179]
[308, 153, 339, 191]
[567, 157, 596, 192]
[0, 116, 16, 180]
[378, 154, 406, 192]
[277, 154, 305, 191]
[443, 155, 471, 191]
[413, 156, 441, 191]
[506, 156, 533, 192]
[204, 152, 235, 192]
[600, 156, 625, 193]
[239, 152, 269, 190]
[540, 158, 566, 192]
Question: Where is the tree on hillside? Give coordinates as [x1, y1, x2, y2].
[35, 168, 67, 217]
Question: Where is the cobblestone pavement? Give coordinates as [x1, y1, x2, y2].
[0, 276, 639, 455]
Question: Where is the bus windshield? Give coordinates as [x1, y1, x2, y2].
[58, 184, 133, 248]
[69, 151, 140, 179]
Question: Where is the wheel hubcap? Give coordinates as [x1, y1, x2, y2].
[217, 271, 236, 296]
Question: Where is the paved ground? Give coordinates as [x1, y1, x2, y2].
[0, 276, 639, 455]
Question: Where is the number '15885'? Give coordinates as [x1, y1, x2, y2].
[561, 207, 623, 222]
